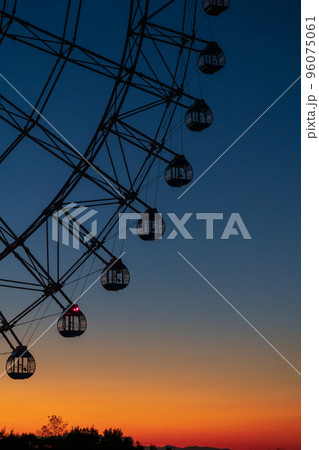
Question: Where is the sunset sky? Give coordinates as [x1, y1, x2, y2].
[0, 1, 300, 450]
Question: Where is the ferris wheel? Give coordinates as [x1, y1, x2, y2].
[0, 0, 230, 380]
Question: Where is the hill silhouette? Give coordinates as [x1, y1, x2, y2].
[148, 447, 230, 450]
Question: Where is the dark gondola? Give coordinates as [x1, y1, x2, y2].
[185, 100, 213, 131]
[101, 258, 130, 291]
[203, 0, 230, 16]
[165, 155, 193, 188]
[137, 208, 165, 241]
[57, 304, 87, 338]
[198, 42, 225, 74]
[6, 346, 36, 380]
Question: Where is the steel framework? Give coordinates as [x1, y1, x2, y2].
[0, 0, 228, 377]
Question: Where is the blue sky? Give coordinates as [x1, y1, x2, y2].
[0, 0, 300, 366]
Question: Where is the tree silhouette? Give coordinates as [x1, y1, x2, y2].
[0, 418, 145, 450]
[135, 441, 144, 450]
[101, 428, 132, 450]
[63, 426, 100, 450]
[36, 415, 68, 437]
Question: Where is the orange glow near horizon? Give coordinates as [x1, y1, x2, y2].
[0, 299, 300, 450]
[0, 347, 300, 450]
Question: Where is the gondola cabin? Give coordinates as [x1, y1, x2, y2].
[6, 346, 36, 380]
[203, 0, 230, 16]
[185, 100, 213, 131]
[137, 208, 165, 241]
[198, 42, 225, 74]
[165, 155, 193, 187]
[101, 258, 130, 291]
[57, 304, 87, 338]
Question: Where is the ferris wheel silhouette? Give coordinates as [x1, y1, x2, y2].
[0, 0, 230, 379]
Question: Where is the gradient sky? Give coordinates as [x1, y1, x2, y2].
[0, 1, 300, 450]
